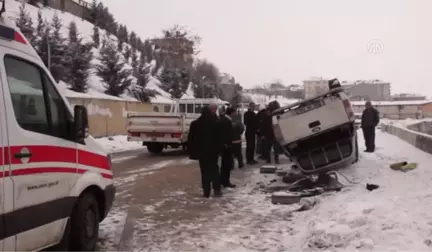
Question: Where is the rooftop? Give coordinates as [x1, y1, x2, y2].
[351, 100, 432, 106]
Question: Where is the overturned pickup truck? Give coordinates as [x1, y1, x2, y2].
[272, 84, 358, 175]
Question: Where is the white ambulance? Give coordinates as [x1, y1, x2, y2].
[0, 2, 115, 251]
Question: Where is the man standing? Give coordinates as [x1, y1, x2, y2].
[361, 101, 380, 153]
[256, 104, 267, 159]
[188, 104, 223, 198]
[262, 101, 281, 164]
[219, 107, 237, 188]
[244, 102, 258, 165]
[231, 108, 245, 168]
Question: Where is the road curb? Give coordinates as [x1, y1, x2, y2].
[110, 148, 145, 158]
[117, 208, 135, 251]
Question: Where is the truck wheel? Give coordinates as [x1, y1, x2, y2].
[147, 143, 163, 154]
[70, 193, 100, 251]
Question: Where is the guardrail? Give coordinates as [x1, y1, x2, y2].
[381, 121, 432, 154]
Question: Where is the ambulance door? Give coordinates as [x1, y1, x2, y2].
[0, 54, 15, 251]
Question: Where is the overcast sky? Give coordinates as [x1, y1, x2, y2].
[101, 0, 432, 96]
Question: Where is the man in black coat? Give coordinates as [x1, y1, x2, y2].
[188, 104, 223, 198]
[262, 101, 281, 164]
[361, 101, 380, 153]
[256, 104, 267, 159]
[244, 102, 258, 164]
[219, 107, 237, 188]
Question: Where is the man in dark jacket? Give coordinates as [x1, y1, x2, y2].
[256, 104, 267, 159]
[361, 101, 380, 153]
[188, 104, 223, 198]
[262, 101, 281, 164]
[219, 107, 237, 188]
[244, 102, 258, 164]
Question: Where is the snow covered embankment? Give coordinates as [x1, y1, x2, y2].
[381, 120, 432, 155]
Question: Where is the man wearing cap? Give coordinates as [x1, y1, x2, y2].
[244, 102, 258, 164]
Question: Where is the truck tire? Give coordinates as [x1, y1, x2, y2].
[70, 192, 100, 251]
[147, 143, 163, 154]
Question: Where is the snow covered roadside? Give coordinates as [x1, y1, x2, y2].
[381, 118, 432, 129]
[133, 130, 432, 251]
[95, 135, 143, 153]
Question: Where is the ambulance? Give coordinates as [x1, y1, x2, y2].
[0, 1, 115, 251]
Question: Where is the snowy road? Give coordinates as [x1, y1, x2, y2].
[98, 130, 432, 251]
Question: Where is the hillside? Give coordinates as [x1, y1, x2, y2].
[7, 0, 173, 103]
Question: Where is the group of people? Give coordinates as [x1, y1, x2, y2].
[187, 101, 282, 198]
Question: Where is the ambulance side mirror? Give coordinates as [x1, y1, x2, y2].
[74, 105, 89, 141]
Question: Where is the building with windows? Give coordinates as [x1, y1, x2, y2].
[46, 0, 91, 21]
[303, 77, 329, 99]
[392, 93, 426, 101]
[343, 80, 391, 101]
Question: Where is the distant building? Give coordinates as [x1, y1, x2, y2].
[218, 73, 236, 102]
[47, 0, 91, 21]
[303, 77, 329, 99]
[351, 100, 432, 119]
[343, 80, 391, 101]
[392, 93, 426, 101]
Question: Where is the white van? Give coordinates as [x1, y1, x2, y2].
[0, 7, 114, 252]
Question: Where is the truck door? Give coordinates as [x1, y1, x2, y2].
[1, 52, 77, 250]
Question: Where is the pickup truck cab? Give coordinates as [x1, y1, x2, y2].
[0, 12, 114, 251]
[127, 98, 229, 154]
[273, 87, 359, 174]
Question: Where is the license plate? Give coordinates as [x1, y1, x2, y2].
[146, 132, 165, 137]
[295, 101, 323, 115]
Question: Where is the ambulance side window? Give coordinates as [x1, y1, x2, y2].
[4, 55, 71, 140]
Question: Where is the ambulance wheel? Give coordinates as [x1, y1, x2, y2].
[147, 143, 163, 154]
[70, 192, 100, 251]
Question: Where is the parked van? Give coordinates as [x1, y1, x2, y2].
[0, 8, 114, 252]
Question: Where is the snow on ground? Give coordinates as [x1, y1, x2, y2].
[132, 130, 432, 251]
[95, 135, 143, 153]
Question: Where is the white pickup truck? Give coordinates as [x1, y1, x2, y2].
[127, 99, 229, 154]
[273, 86, 359, 174]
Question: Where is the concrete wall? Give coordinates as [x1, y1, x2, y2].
[381, 122, 432, 155]
[353, 104, 423, 120]
[67, 97, 152, 137]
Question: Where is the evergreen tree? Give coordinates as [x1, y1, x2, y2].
[192, 59, 221, 98]
[131, 48, 138, 73]
[92, 25, 100, 48]
[68, 21, 78, 43]
[123, 46, 131, 62]
[96, 40, 132, 96]
[36, 10, 45, 37]
[143, 40, 153, 63]
[160, 67, 189, 98]
[89, 0, 98, 24]
[15, 2, 35, 43]
[38, 24, 51, 67]
[64, 21, 92, 93]
[129, 31, 137, 48]
[130, 64, 157, 102]
[50, 14, 67, 82]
